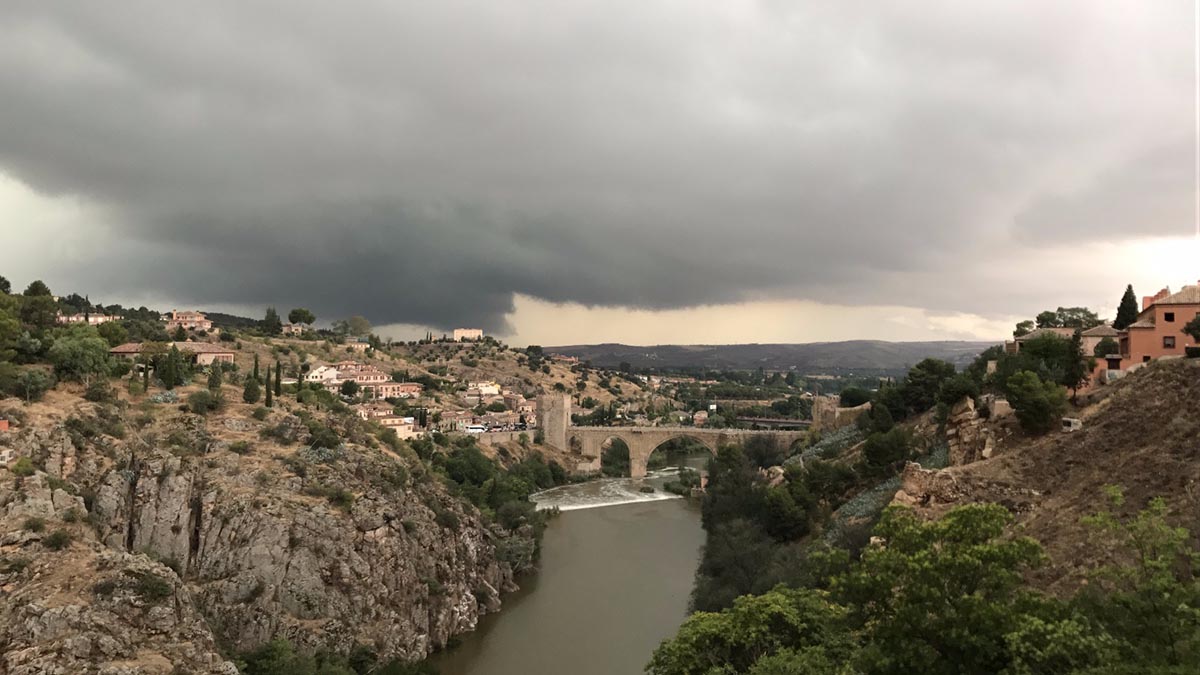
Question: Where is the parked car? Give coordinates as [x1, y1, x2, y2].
[464, 425, 486, 434]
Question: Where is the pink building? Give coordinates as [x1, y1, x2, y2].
[1119, 284, 1200, 369]
[163, 310, 213, 332]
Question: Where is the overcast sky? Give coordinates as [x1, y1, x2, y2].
[1, 1, 1196, 346]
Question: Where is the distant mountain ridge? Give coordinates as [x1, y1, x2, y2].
[545, 340, 996, 374]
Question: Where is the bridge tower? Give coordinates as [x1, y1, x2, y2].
[537, 392, 571, 452]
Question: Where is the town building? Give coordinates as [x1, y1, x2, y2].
[346, 339, 371, 353]
[163, 310, 213, 332]
[282, 323, 305, 336]
[453, 328, 484, 342]
[305, 366, 340, 383]
[1119, 284, 1200, 368]
[56, 312, 118, 326]
[692, 410, 709, 426]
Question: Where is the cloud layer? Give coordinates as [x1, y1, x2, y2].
[0, 1, 1193, 333]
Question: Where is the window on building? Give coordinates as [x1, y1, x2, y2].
[1163, 336, 1176, 349]
[1164, 312, 1175, 322]
[1143, 356, 1152, 363]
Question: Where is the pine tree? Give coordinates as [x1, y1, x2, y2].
[242, 376, 261, 404]
[263, 307, 283, 336]
[274, 361, 282, 396]
[264, 366, 274, 407]
[253, 353, 260, 382]
[1114, 284, 1139, 330]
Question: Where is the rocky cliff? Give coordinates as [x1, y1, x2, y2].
[1, 401, 536, 673]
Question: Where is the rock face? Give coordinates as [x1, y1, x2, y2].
[87, 447, 520, 662]
[1, 412, 533, 670]
[1, 546, 236, 675]
[945, 397, 996, 465]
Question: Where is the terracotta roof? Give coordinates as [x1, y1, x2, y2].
[1127, 320, 1156, 329]
[109, 343, 144, 354]
[1081, 324, 1120, 337]
[1150, 284, 1200, 306]
[1015, 327, 1075, 342]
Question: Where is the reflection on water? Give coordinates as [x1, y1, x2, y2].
[531, 456, 709, 512]
[428, 470, 706, 675]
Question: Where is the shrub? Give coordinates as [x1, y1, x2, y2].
[187, 390, 220, 415]
[131, 572, 173, 602]
[839, 387, 872, 407]
[229, 440, 252, 455]
[434, 508, 460, 531]
[43, 529, 73, 550]
[83, 381, 117, 403]
[252, 406, 269, 421]
[10, 456, 36, 477]
[23, 517, 45, 532]
[861, 428, 911, 475]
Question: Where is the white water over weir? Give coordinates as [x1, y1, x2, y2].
[530, 467, 699, 511]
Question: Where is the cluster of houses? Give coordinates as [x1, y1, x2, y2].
[303, 361, 424, 399]
[56, 312, 119, 326]
[1007, 282, 1200, 388]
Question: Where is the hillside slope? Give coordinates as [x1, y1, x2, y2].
[546, 340, 994, 374]
[899, 358, 1200, 593]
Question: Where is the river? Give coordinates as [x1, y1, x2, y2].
[428, 467, 706, 675]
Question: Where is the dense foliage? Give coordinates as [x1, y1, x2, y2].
[652, 491, 1200, 675]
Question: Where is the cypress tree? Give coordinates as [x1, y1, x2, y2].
[274, 361, 282, 396]
[1114, 284, 1139, 330]
[264, 366, 274, 407]
[253, 353, 260, 382]
[208, 366, 222, 392]
[142, 359, 150, 391]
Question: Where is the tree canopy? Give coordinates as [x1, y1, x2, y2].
[288, 308, 315, 325]
[1113, 285, 1140, 330]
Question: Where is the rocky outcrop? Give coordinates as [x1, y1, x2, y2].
[1, 409, 533, 670]
[88, 444, 521, 662]
[1, 544, 236, 675]
[945, 397, 996, 465]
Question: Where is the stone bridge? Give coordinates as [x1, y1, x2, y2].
[537, 394, 808, 478]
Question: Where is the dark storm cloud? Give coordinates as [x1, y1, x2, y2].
[0, 0, 1191, 332]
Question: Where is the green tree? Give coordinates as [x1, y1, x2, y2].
[253, 353, 260, 382]
[346, 315, 372, 336]
[11, 368, 54, 402]
[839, 387, 871, 407]
[1113, 285, 1140, 331]
[172, 325, 187, 341]
[1006, 371, 1067, 434]
[835, 504, 1045, 675]
[243, 376, 261, 404]
[1094, 337, 1119, 358]
[287, 308, 315, 326]
[1183, 314, 1200, 344]
[264, 366, 273, 407]
[901, 358, 956, 415]
[47, 332, 111, 384]
[1013, 320, 1035, 338]
[19, 294, 58, 329]
[1063, 330, 1093, 397]
[1079, 486, 1200, 668]
[861, 428, 910, 475]
[340, 379, 359, 397]
[263, 307, 283, 336]
[207, 366, 222, 392]
[647, 587, 854, 675]
[160, 345, 190, 389]
[96, 321, 128, 347]
[0, 275, 9, 294]
[22, 280, 51, 297]
[274, 362, 282, 395]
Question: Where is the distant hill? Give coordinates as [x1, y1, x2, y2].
[545, 341, 997, 375]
